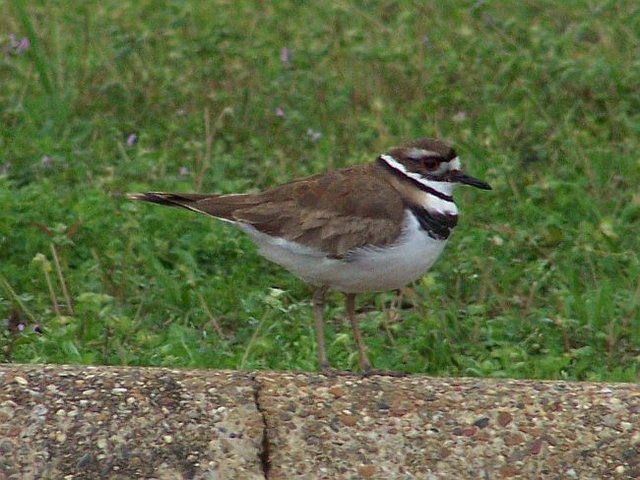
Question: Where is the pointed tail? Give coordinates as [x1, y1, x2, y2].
[127, 192, 211, 208]
[127, 191, 255, 221]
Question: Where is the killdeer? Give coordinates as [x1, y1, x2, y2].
[128, 138, 491, 373]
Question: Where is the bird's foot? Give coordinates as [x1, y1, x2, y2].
[360, 367, 407, 378]
[318, 364, 351, 377]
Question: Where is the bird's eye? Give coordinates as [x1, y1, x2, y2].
[422, 158, 440, 170]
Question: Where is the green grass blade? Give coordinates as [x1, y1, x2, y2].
[11, 0, 54, 95]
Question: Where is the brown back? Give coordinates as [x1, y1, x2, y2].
[141, 164, 406, 258]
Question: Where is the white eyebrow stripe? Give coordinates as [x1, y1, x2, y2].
[406, 148, 440, 159]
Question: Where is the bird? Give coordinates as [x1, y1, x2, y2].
[128, 138, 491, 374]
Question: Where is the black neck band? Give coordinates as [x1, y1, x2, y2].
[408, 205, 458, 240]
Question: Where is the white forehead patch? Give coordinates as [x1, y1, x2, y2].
[406, 148, 440, 160]
[450, 157, 461, 171]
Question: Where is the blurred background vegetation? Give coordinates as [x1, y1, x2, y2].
[1, 0, 639, 380]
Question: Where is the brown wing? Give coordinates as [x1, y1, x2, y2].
[129, 165, 405, 258]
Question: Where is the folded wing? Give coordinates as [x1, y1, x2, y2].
[129, 166, 405, 258]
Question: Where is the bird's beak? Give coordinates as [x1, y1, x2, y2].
[450, 171, 492, 190]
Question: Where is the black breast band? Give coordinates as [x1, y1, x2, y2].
[408, 205, 458, 240]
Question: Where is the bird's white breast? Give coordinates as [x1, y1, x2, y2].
[239, 212, 448, 293]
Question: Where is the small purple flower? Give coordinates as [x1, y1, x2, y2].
[32, 324, 42, 334]
[275, 107, 285, 118]
[280, 47, 290, 65]
[41, 155, 52, 167]
[17, 37, 29, 54]
[306, 128, 322, 142]
[8, 34, 29, 55]
[126, 133, 137, 147]
[179, 166, 189, 176]
[17, 322, 25, 332]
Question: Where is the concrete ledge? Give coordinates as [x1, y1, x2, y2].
[0, 366, 264, 479]
[1, 365, 638, 479]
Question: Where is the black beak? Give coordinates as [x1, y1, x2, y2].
[450, 171, 492, 190]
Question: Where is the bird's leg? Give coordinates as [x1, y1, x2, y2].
[345, 293, 372, 372]
[344, 293, 407, 378]
[312, 286, 330, 372]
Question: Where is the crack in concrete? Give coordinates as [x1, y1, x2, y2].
[251, 374, 271, 479]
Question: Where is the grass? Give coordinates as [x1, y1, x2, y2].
[1, 0, 639, 381]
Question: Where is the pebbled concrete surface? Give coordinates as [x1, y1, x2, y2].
[1, 365, 639, 479]
[0, 365, 264, 480]
[256, 373, 640, 479]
